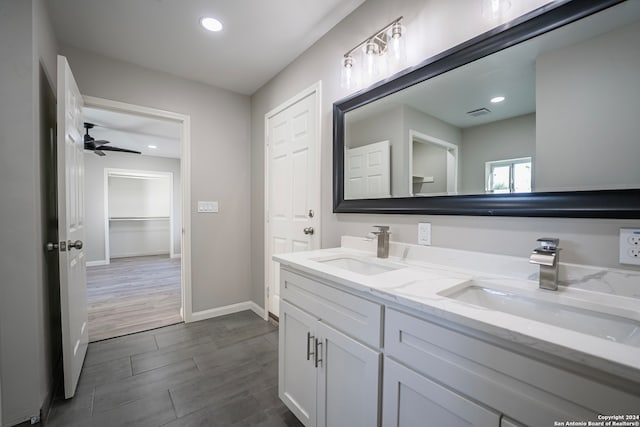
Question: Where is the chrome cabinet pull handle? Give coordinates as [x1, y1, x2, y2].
[314, 338, 322, 368]
[303, 227, 314, 235]
[306, 332, 315, 361]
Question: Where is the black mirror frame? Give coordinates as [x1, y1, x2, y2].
[333, 0, 640, 219]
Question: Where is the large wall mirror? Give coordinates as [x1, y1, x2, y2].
[333, 0, 640, 218]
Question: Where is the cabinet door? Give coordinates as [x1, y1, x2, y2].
[501, 417, 525, 427]
[316, 321, 381, 427]
[279, 301, 317, 427]
[383, 357, 500, 427]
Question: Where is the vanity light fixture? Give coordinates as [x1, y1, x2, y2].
[148, 145, 157, 149]
[490, 96, 505, 103]
[200, 17, 223, 32]
[340, 17, 405, 90]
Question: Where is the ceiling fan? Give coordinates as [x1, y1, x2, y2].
[83, 122, 141, 156]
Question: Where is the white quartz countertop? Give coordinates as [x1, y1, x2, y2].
[273, 237, 640, 382]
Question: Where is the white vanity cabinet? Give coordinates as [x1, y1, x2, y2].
[277, 263, 640, 427]
[279, 269, 383, 427]
[384, 307, 640, 426]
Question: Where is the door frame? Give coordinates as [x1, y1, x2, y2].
[103, 168, 175, 261]
[83, 96, 194, 322]
[264, 82, 322, 320]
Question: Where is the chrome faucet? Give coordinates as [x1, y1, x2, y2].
[372, 226, 390, 258]
[529, 237, 560, 291]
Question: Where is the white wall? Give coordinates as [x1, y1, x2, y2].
[108, 175, 172, 259]
[0, 0, 59, 424]
[250, 0, 640, 307]
[536, 20, 640, 192]
[62, 46, 253, 312]
[460, 113, 536, 194]
[84, 153, 181, 262]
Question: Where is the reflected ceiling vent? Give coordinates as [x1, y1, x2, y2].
[466, 107, 491, 117]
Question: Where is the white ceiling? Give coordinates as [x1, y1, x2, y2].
[83, 107, 181, 159]
[48, 0, 366, 95]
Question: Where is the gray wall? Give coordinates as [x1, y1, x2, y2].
[84, 152, 182, 262]
[249, 0, 640, 308]
[460, 113, 536, 194]
[0, 0, 59, 424]
[60, 46, 253, 313]
[413, 142, 447, 194]
[536, 21, 640, 192]
[403, 105, 461, 196]
[346, 106, 403, 196]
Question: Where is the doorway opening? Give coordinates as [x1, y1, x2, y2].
[81, 97, 192, 341]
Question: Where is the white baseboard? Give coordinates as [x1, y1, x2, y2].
[111, 251, 169, 259]
[249, 301, 265, 319]
[86, 260, 109, 267]
[190, 301, 250, 322]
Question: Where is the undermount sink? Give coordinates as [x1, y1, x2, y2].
[443, 283, 640, 347]
[316, 256, 402, 275]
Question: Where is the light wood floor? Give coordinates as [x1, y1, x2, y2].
[87, 255, 182, 342]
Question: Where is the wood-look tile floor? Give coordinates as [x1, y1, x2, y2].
[47, 310, 303, 427]
[87, 256, 182, 342]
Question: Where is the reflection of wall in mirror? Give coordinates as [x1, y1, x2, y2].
[346, 104, 460, 197]
[346, 106, 403, 197]
[412, 142, 447, 194]
[536, 20, 640, 192]
[460, 113, 535, 194]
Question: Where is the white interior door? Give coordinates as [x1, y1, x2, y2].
[266, 88, 320, 317]
[57, 55, 88, 398]
[345, 140, 390, 199]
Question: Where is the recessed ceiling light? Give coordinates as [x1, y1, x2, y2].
[200, 17, 223, 32]
[490, 96, 505, 103]
[148, 145, 157, 149]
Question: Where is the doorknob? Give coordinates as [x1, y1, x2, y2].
[68, 240, 83, 250]
[303, 227, 314, 235]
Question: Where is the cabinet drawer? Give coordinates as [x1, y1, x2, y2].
[384, 308, 628, 426]
[281, 269, 383, 348]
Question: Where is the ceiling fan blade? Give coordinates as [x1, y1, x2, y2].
[98, 146, 142, 154]
[94, 149, 106, 157]
[92, 140, 111, 146]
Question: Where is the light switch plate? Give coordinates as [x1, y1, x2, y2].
[197, 201, 219, 213]
[619, 228, 640, 265]
[418, 222, 431, 246]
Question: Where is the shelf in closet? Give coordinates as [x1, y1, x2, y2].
[108, 217, 170, 221]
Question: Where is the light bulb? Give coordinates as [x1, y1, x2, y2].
[481, 0, 511, 20]
[387, 22, 406, 73]
[340, 56, 355, 90]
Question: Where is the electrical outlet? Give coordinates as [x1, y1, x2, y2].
[418, 222, 431, 246]
[619, 228, 640, 265]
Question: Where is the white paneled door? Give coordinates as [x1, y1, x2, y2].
[57, 55, 89, 398]
[266, 85, 320, 317]
[345, 140, 390, 199]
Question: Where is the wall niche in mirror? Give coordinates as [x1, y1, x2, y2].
[334, 0, 640, 218]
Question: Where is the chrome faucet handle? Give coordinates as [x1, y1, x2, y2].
[373, 225, 390, 234]
[536, 237, 559, 251]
